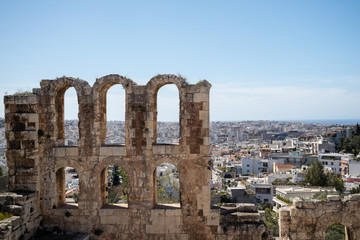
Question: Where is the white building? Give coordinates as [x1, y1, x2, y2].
[318, 153, 353, 175]
[241, 157, 283, 175]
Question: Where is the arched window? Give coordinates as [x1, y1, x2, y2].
[154, 163, 180, 208]
[64, 87, 79, 146]
[156, 84, 179, 144]
[325, 223, 346, 240]
[105, 85, 126, 145]
[56, 166, 79, 208]
[101, 165, 128, 208]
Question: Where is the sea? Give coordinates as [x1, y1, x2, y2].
[286, 119, 360, 125]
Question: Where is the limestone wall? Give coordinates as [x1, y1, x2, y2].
[0, 192, 41, 240]
[4, 74, 265, 239]
[279, 194, 360, 240]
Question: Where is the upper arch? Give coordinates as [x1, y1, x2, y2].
[92, 74, 137, 97]
[145, 74, 188, 94]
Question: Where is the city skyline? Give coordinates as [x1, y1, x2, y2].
[1, 1, 359, 121]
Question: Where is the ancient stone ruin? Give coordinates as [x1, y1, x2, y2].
[279, 195, 360, 239]
[2, 74, 265, 239]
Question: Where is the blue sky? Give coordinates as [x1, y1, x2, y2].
[0, 0, 359, 121]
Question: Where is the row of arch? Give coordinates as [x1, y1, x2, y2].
[43, 74, 189, 147]
[55, 162, 181, 208]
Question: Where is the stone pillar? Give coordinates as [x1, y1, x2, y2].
[4, 94, 40, 192]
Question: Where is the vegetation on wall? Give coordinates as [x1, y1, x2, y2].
[0, 212, 13, 221]
[264, 207, 279, 237]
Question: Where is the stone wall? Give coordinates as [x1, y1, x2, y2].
[4, 74, 265, 239]
[279, 194, 360, 240]
[0, 192, 41, 240]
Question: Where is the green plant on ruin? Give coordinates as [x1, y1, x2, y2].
[13, 89, 33, 96]
[0, 212, 13, 221]
[177, 74, 187, 81]
[264, 208, 279, 237]
[196, 80, 208, 87]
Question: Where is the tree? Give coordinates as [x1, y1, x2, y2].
[325, 223, 345, 240]
[304, 160, 327, 187]
[264, 208, 279, 237]
[355, 123, 360, 136]
[108, 166, 128, 204]
[350, 185, 360, 194]
[0, 166, 4, 177]
[112, 166, 120, 186]
[326, 172, 345, 193]
[304, 161, 344, 194]
[108, 186, 120, 204]
[157, 171, 180, 204]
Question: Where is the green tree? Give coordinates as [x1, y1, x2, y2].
[304, 161, 344, 193]
[355, 123, 360, 136]
[326, 172, 345, 193]
[350, 186, 360, 194]
[325, 223, 345, 240]
[264, 208, 279, 237]
[112, 166, 120, 186]
[304, 160, 327, 187]
[108, 166, 128, 204]
[157, 171, 180, 204]
[108, 186, 120, 204]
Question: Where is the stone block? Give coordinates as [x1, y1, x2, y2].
[153, 145, 166, 155]
[112, 146, 126, 156]
[199, 110, 208, 120]
[193, 93, 208, 102]
[117, 214, 129, 224]
[53, 147, 66, 157]
[100, 147, 112, 156]
[236, 203, 256, 212]
[28, 114, 38, 123]
[327, 195, 340, 201]
[166, 216, 182, 233]
[100, 215, 117, 225]
[165, 145, 179, 154]
[203, 137, 210, 146]
[65, 147, 78, 156]
[165, 209, 181, 217]
[206, 214, 220, 226]
[151, 209, 165, 218]
[99, 209, 113, 216]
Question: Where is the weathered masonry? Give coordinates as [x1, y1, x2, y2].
[3, 75, 265, 239]
[279, 195, 360, 240]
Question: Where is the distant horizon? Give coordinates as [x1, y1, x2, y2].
[55, 118, 360, 125]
